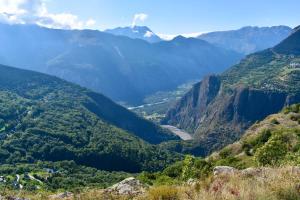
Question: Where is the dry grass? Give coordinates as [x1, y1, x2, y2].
[139, 167, 300, 200]
[1, 167, 299, 200]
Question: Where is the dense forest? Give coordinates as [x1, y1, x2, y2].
[0, 65, 181, 174]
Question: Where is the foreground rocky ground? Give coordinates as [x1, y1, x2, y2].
[1, 166, 299, 200]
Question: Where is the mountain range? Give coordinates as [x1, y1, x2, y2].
[105, 26, 162, 43]
[0, 23, 242, 105]
[163, 26, 300, 156]
[105, 25, 292, 56]
[198, 26, 292, 55]
[0, 20, 298, 198]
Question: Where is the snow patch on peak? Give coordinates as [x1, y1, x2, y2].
[144, 31, 154, 38]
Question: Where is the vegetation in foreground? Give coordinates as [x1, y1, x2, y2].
[0, 161, 130, 191]
[1, 167, 299, 200]
[1, 105, 299, 199]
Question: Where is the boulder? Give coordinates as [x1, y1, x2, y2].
[186, 178, 198, 187]
[6, 197, 30, 200]
[105, 177, 146, 196]
[213, 166, 237, 176]
[241, 167, 263, 177]
[48, 192, 73, 199]
[288, 166, 300, 174]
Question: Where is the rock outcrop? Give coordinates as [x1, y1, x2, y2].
[213, 166, 300, 177]
[163, 75, 221, 133]
[213, 166, 237, 176]
[105, 177, 146, 196]
[48, 192, 73, 200]
[164, 75, 300, 156]
[163, 26, 300, 156]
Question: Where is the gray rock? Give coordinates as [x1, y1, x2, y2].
[241, 167, 263, 177]
[48, 192, 73, 199]
[213, 166, 237, 176]
[288, 166, 300, 174]
[105, 177, 146, 195]
[7, 197, 30, 200]
[186, 178, 198, 186]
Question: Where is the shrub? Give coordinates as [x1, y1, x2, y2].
[283, 104, 300, 114]
[242, 129, 272, 155]
[290, 114, 300, 122]
[155, 175, 178, 185]
[138, 172, 158, 185]
[271, 118, 280, 125]
[193, 159, 212, 178]
[255, 137, 288, 166]
[181, 155, 198, 181]
[163, 162, 183, 178]
[219, 148, 232, 159]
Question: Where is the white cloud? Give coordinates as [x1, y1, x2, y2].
[131, 13, 148, 27]
[157, 32, 206, 40]
[0, 0, 96, 29]
[85, 19, 96, 27]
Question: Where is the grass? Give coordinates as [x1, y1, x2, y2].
[141, 167, 300, 200]
[1, 167, 299, 200]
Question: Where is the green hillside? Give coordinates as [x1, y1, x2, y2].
[222, 49, 300, 94]
[0, 64, 181, 174]
[209, 104, 300, 168]
[140, 104, 300, 187]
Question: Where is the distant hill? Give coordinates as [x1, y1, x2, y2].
[163, 26, 300, 156]
[105, 26, 162, 43]
[0, 64, 180, 173]
[0, 23, 242, 105]
[198, 26, 292, 55]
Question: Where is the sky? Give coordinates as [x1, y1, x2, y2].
[0, 0, 300, 39]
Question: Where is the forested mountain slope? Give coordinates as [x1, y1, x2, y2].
[0, 64, 180, 173]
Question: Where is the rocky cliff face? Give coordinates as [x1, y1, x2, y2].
[162, 75, 221, 133]
[163, 75, 300, 156]
[163, 26, 300, 156]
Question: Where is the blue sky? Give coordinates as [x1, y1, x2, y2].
[45, 0, 300, 33]
[0, 0, 299, 37]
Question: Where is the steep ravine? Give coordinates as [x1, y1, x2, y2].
[163, 75, 300, 156]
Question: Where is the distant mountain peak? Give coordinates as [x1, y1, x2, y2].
[105, 25, 162, 43]
[273, 25, 300, 55]
[172, 35, 186, 41]
[293, 25, 300, 32]
[198, 25, 292, 55]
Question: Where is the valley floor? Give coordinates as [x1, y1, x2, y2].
[161, 125, 193, 141]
